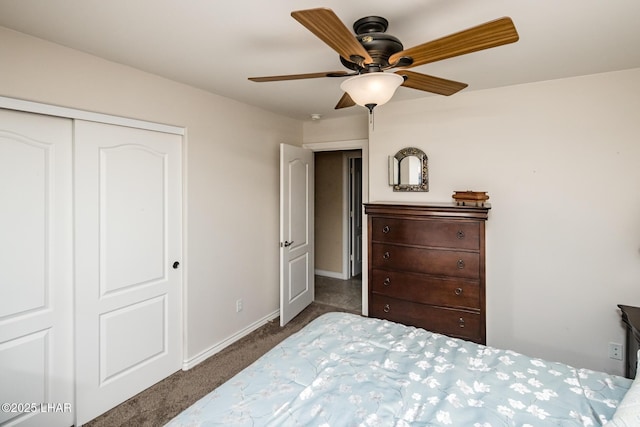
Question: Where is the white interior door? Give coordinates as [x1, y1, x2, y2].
[74, 120, 182, 424]
[280, 144, 314, 326]
[0, 109, 74, 426]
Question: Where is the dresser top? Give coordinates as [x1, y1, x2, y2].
[364, 201, 491, 220]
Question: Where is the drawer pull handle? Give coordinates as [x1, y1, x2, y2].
[382, 225, 390, 233]
[457, 230, 465, 239]
[454, 287, 463, 296]
[459, 317, 465, 328]
[383, 277, 391, 286]
[457, 259, 465, 269]
[383, 252, 390, 260]
[383, 304, 390, 313]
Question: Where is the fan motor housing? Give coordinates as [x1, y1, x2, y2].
[340, 16, 404, 70]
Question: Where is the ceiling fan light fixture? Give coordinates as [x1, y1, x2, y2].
[340, 72, 404, 111]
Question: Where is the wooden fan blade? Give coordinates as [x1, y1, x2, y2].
[249, 71, 349, 82]
[335, 92, 356, 109]
[389, 17, 519, 68]
[291, 8, 373, 65]
[396, 70, 468, 96]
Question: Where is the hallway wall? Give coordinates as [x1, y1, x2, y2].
[315, 151, 344, 276]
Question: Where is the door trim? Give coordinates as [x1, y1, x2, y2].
[303, 139, 368, 315]
[303, 140, 365, 152]
[0, 96, 184, 135]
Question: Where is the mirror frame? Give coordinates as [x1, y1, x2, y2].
[390, 147, 429, 192]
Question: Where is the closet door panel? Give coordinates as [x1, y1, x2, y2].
[0, 133, 47, 316]
[0, 109, 74, 427]
[74, 120, 182, 425]
[100, 145, 166, 294]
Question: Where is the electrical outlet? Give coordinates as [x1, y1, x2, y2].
[609, 342, 623, 360]
[236, 299, 243, 313]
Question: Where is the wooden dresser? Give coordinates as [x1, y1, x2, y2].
[365, 202, 490, 344]
[618, 304, 640, 378]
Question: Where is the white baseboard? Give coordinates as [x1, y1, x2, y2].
[315, 269, 348, 280]
[181, 308, 280, 371]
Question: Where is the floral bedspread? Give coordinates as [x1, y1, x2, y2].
[166, 312, 631, 426]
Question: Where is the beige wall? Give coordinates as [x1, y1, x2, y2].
[313, 149, 364, 277]
[303, 114, 368, 143]
[0, 26, 302, 364]
[4, 24, 638, 377]
[367, 68, 640, 375]
[314, 151, 344, 275]
[304, 68, 640, 375]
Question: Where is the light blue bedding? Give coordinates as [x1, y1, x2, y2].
[166, 312, 631, 426]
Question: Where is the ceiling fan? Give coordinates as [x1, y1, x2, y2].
[249, 8, 519, 113]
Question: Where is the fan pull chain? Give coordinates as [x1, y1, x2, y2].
[369, 108, 375, 130]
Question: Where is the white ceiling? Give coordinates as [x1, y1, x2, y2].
[1, 0, 639, 121]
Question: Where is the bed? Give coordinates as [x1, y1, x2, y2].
[166, 312, 638, 426]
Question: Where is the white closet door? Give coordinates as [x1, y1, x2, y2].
[74, 120, 182, 424]
[0, 109, 74, 426]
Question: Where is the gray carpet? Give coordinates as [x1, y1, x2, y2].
[314, 274, 362, 312]
[85, 301, 358, 426]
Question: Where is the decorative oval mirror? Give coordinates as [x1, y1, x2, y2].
[388, 147, 429, 191]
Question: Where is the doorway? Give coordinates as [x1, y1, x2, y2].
[313, 149, 362, 312]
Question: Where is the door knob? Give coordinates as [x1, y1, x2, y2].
[283, 240, 294, 247]
[172, 261, 180, 269]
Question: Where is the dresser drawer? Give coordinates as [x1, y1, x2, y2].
[371, 268, 480, 309]
[371, 243, 480, 279]
[371, 217, 480, 250]
[369, 295, 482, 343]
